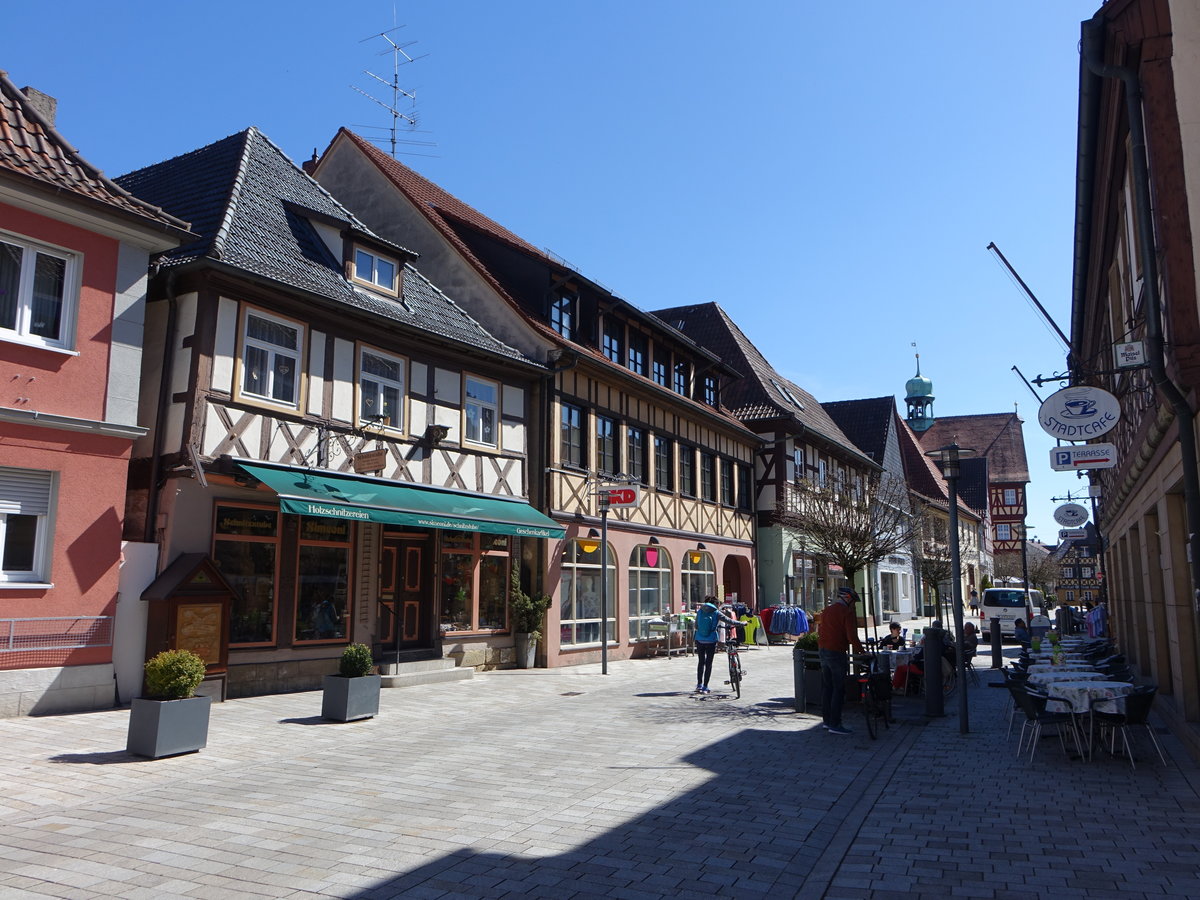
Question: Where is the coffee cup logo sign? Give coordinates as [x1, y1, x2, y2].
[1053, 503, 1089, 527]
[1038, 386, 1121, 440]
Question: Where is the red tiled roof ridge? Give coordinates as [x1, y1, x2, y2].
[0, 69, 189, 234]
[339, 129, 541, 255]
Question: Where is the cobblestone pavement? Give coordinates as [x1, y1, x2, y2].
[1, 643, 1199, 899]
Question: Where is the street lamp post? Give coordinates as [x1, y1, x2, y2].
[927, 442, 976, 735]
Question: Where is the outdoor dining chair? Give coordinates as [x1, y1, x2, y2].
[1010, 685, 1082, 763]
[1094, 685, 1167, 770]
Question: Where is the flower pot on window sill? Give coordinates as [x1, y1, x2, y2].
[321, 674, 381, 722]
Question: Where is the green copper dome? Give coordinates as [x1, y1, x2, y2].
[906, 372, 933, 398]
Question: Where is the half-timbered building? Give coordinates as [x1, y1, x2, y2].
[312, 131, 759, 667]
[648, 302, 879, 613]
[114, 128, 562, 696]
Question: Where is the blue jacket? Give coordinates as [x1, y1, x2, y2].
[694, 603, 739, 644]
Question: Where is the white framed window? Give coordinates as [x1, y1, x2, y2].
[358, 346, 405, 430]
[0, 232, 80, 350]
[996, 523, 1012, 541]
[1003, 488, 1018, 506]
[351, 246, 398, 295]
[0, 466, 54, 584]
[464, 375, 498, 448]
[239, 308, 303, 408]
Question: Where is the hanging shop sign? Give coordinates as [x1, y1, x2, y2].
[1038, 386, 1121, 439]
[1053, 503, 1090, 527]
[598, 484, 641, 507]
[1113, 341, 1146, 369]
[1050, 443, 1118, 471]
[1059, 528, 1088, 541]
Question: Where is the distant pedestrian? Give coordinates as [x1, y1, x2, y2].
[968, 589, 979, 618]
[818, 587, 864, 735]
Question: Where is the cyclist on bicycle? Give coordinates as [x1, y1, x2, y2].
[693, 596, 742, 694]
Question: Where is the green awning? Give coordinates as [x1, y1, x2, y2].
[237, 462, 565, 539]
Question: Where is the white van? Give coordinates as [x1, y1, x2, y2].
[980, 588, 1044, 637]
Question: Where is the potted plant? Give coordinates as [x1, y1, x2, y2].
[322, 643, 381, 722]
[126, 649, 211, 759]
[510, 567, 553, 668]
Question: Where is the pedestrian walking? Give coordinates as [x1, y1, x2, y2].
[817, 586, 864, 734]
[693, 596, 742, 694]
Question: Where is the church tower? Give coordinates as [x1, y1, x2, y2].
[905, 354, 935, 432]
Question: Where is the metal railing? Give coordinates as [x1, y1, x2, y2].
[0, 616, 113, 652]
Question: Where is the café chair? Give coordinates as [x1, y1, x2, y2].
[1010, 685, 1082, 762]
[1094, 685, 1167, 770]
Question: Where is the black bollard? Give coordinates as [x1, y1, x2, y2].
[924, 626, 945, 718]
[990, 617, 1003, 669]
[793, 640, 806, 712]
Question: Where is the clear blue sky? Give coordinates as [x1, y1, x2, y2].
[1, 0, 1102, 541]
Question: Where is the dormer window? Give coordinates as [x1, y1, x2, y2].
[702, 374, 718, 406]
[673, 361, 690, 397]
[352, 246, 399, 295]
[550, 292, 575, 340]
[602, 319, 624, 364]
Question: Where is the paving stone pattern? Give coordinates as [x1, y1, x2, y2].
[1, 643, 1198, 899]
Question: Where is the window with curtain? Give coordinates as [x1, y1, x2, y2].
[359, 346, 405, 430]
[241, 308, 302, 407]
[0, 233, 77, 349]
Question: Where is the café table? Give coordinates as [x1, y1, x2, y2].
[1028, 670, 1103, 689]
[1043, 679, 1136, 760]
[876, 649, 914, 691]
[1026, 663, 1096, 675]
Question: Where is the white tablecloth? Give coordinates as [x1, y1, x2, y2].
[1029, 670, 1103, 688]
[1044, 679, 1134, 714]
[1026, 663, 1096, 675]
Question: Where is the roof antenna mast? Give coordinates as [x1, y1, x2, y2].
[351, 20, 432, 159]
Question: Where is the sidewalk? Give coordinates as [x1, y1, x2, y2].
[1, 644, 1198, 899]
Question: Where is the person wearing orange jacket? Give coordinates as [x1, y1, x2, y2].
[817, 586, 864, 735]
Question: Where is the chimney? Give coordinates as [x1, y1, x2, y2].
[302, 148, 319, 175]
[20, 86, 57, 126]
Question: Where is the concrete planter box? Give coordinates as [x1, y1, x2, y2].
[126, 696, 212, 759]
[322, 674, 381, 722]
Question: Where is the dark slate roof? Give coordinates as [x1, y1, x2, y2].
[650, 302, 875, 466]
[0, 69, 189, 237]
[916, 413, 1029, 483]
[330, 129, 730, 373]
[115, 128, 530, 363]
[821, 397, 896, 465]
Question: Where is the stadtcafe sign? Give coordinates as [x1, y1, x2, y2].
[1038, 386, 1121, 440]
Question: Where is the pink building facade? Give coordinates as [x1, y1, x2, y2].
[0, 77, 188, 714]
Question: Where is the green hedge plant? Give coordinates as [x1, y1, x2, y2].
[339, 642, 375, 678]
[144, 649, 206, 700]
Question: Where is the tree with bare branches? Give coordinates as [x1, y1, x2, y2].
[775, 472, 919, 591]
[910, 500, 952, 616]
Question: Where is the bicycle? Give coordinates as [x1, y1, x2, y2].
[854, 653, 892, 740]
[719, 622, 744, 699]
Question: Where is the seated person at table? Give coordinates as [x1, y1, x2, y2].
[962, 621, 979, 656]
[878, 622, 905, 650]
[1013, 618, 1031, 647]
[892, 625, 955, 693]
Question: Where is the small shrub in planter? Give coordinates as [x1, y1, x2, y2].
[339, 642, 375, 678]
[510, 567, 553, 668]
[323, 643, 381, 722]
[127, 649, 212, 759]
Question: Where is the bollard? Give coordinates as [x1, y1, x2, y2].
[924, 626, 945, 718]
[990, 617, 1003, 669]
[793, 640, 805, 712]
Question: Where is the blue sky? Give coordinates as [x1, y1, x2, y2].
[1, 0, 1101, 541]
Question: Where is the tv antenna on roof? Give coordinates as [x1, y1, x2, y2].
[350, 24, 437, 159]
